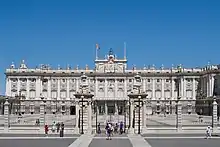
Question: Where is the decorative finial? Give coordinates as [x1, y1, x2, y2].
[171, 64, 174, 69]
[161, 64, 164, 70]
[85, 64, 89, 70]
[152, 64, 155, 69]
[132, 64, 136, 71]
[67, 64, 71, 70]
[143, 64, 146, 70]
[10, 62, 15, 69]
[20, 60, 27, 69]
[58, 64, 61, 70]
[76, 65, 79, 70]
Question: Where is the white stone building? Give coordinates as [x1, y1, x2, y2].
[3, 49, 220, 115]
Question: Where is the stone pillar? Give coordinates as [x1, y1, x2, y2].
[4, 98, 9, 131]
[87, 101, 92, 134]
[212, 99, 218, 131]
[129, 101, 134, 134]
[177, 100, 182, 131]
[57, 79, 60, 100]
[105, 79, 108, 98]
[40, 100, 45, 127]
[74, 100, 79, 133]
[66, 78, 70, 99]
[142, 100, 147, 132]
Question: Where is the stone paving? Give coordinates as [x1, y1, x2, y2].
[0, 133, 220, 147]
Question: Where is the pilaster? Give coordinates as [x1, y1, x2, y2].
[26, 78, 30, 99]
[161, 79, 165, 100]
[36, 78, 41, 98]
[129, 100, 134, 134]
[66, 78, 70, 99]
[17, 78, 20, 94]
[115, 79, 118, 98]
[192, 78, 196, 99]
[124, 78, 127, 99]
[48, 79, 51, 99]
[152, 78, 155, 100]
[171, 78, 175, 100]
[95, 78, 98, 99]
[105, 79, 107, 98]
[57, 78, 60, 100]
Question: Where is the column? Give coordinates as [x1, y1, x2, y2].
[57, 78, 60, 100]
[143, 78, 146, 93]
[210, 75, 215, 97]
[183, 77, 186, 99]
[152, 78, 155, 100]
[87, 101, 92, 134]
[212, 99, 218, 132]
[26, 78, 30, 99]
[129, 100, 134, 134]
[115, 79, 118, 98]
[17, 78, 21, 94]
[207, 76, 210, 97]
[180, 77, 184, 98]
[66, 78, 70, 99]
[36, 78, 41, 98]
[40, 100, 45, 127]
[76, 78, 79, 91]
[161, 79, 165, 100]
[105, 101, 108, 115]
[5, 78, 10, 96]
[124, 78, 127, 99]
[192, 78, 196, 99]
[171, 78, 175, 99]
[177, 100, 182, 131]
[95, 78, 98, 99]
[104, 79, 108, 98]
[74, 100, 79, 133]
[48, 79, 51, 99]
[4, 98, 9, 131]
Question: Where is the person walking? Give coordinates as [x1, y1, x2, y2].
[60, 122, 65, 137]
[56, 122, 60, 133]
[51, 121, 56, 133]
[119, 121, 123, 135]
[97, 123, 101, 134]
[205, 126, 212, 139]
[44, 124, 49, 137]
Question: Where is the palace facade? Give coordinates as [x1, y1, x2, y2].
[3, 49, 220, 115]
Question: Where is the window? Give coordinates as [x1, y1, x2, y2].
[129, 79, 132, 82]
[157, 79, 160, 82]
[147, 79, 151, 82]
[166, 79, 170, 82]
[62, 79, 65, 83]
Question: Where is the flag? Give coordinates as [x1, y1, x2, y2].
[96, 44, 100, 50]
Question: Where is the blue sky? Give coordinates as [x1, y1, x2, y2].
[0, 0, 220, 94]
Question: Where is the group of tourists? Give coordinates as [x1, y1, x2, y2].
[97, 121, 124, 140]
[44, 121, 65, 137]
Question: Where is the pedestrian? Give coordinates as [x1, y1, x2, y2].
[205, 126, 212, 139]
[60, 122, 65, 137]
[97, 123, 101, 134]
[56, 122, 60, 133]
[52, 121, 56, 133]
[119, 121, 123, 134]
[44, 124, 49, 137]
